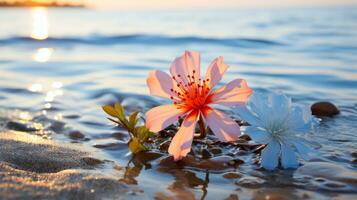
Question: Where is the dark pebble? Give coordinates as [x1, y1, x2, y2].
[135, 151, 165, 163]
[111, 132, 128, 141]
[82, 157, 104, 166]
[239, 134, 251, 141]
[210, 148, 222, 155]
[6, 121, 38, 132]
[93, 142, 127, 150]
[69, 131, 85, 140]
[351, 152, 357, 158]
[158, 130, 174, 138]
[159, 140, 171, 151]
[324, 182, 345, 188]
[235, 177, 265, 188]
[235, 120, 249, 126]
[225, 194, 239, 200]
[64, 114, 81, 119]
[197, 156, 234, 171]
[311, 102, 340, 116]
[223, 172, 242, 179]
[201, 148, 213, 159]
[228, 159, 244, 167]
[159, 155, 234, 171]
[48, 121, 66, 132]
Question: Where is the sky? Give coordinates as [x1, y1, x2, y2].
[5, 0, 357, 10]
[86, 0, 357, 10]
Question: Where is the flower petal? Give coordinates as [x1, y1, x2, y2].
[261, 140, 280, 170]
[168, 111, 199, 161]
[147, 70, 175, 99]
[170, 51, 200, 85]
[268, 91, 292, 122]
[210, 79, 253, 106]
[234, 106, 262, 127]
[288, 105, 315, 133]
[247, 92, 270, 125]
[203, 107, 240, 142]
[204, 56, 228, 89]
[146, 104, 186, 132]
[244, 126, 271, 144]
[280, 141, 299, 169]
[269, 91, 291, 115]
[288, 136, 315, 160]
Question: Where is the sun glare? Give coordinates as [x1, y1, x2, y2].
[30, 7, 49, 40]
[32, 48, 53, 62]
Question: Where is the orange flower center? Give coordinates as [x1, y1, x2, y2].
[170, 70, 212, 113]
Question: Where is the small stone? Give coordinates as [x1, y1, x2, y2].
[48, 121, 66, 132]
[210, 148, 222, 155]
[69, 131, 85, 140]
[311, 102, 339, 117]
[235, 120, 249, 126]
[351, 152, 357, 158]
[294, 162, 357, 184]
[239, 134, 251, 141]
[82, 157, 104, 166]
[93, 143, 127, 150]
[228, 159, 244, 167]
[324, 181, 345, 188]
[223, 172, 242, 179]
[114, 164, 124, 171]
[196, 156, 234, 171]
[201, 148, 212, 159]
[235, 177, 265, 188]
[135, 151, 165, 163]
[6, 121, 37, 132]
[225, 194, 239, 200]
[111, 132, 127, 141]
[159, 140, 171, 151]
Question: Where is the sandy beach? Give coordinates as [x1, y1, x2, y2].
[0, 131, 145, 200]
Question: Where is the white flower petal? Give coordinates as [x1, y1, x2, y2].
[268, 91, 291, 119]
[280, 141, 299, 169]
[288, 105, 315, 133]
[261, 140, 280, 170]
[244, 126, 271, 144]
[289, 137, 315, 160]
[247, 92, 272, 126]
[234, 106, 261, 126]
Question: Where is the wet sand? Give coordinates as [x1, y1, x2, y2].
[0, 131, 144, 200]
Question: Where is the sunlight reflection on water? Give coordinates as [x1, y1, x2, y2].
[30, 7, 49, 40]
[32, 48, 53, 62]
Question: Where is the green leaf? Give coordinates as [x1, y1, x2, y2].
[148, 131, 156, 137]
[102, 105, 118, 117]
[103, 102, 154, 153]
[129, 111, 139, 129]
[114, 103, 125, 121]
[129, 138, 146, 153]
[136, 126, 152, 142]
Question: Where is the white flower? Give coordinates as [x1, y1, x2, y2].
[235, 92, 319, 170]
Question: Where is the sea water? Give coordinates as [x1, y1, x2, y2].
[0, 7, 356, 199]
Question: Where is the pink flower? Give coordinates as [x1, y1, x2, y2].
[146, 51, 253, 160]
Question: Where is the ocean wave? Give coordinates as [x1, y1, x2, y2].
[0, 34, 283, 48]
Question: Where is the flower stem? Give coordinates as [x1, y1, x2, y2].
[198, 115, 206, 139]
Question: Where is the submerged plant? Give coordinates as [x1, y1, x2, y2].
[102, 103, 155, 153]
[235, 92, 319, 170]
[145, 51, 253, 160]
